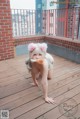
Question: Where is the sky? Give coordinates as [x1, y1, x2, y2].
[10, 0, 35, 9]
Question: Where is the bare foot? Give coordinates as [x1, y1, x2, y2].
[45, 97, 54, 104]
[30, 82, 38, 87]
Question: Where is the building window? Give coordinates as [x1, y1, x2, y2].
[42, 3, 44, 6]
[38, 23, 40, 27]
[37, 4, 41, 9]
[50, 1, 54, 6]
[43, 26, 45, 29]
[43, 17, 46, 20]
[50, 13, 54, 17]
[50, 23, 53, 27]
[38, 14, 41, 18]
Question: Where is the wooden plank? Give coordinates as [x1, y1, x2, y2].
[0, 55, 80, 119]
[58, 104, 80, 119]
[0, 69, 80, 107]
[10, 83, 80, 119]
[0, 74, 24, 84]
[51, 66, 80, 83]
[0, 61, 79, 102]
[0, 77, 32, 99]
[0, 69, 18, 79]
[53, 65, 80, 78]
[0, 74, 80, 110]
[0, 86, 40, 107]
[0, 61, 10, 72]
[7, 77, 80, 119]
[37, 93, 80, 119]
[0, 61, 79, 99]
[0, 74, 31, 86]
[0, 62, 79, 86]
[0, 60, 78, 86]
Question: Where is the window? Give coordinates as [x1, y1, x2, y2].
[50, 23, 53, 27]
[38, 14, 41, 18]
[50, 13, 54, 17]
[37, 4, 41, 8]
[50, 1, 54, 6]
[38, 23, 40, 27]
[42, 3, 44, 6]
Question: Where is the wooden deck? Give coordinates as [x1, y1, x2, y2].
[0, 55, 80, 119]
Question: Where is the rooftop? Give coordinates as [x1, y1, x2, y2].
[0, 1, 80, 118]
[0, 54, 80, 119]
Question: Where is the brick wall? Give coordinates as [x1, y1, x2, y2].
[14, 36, 45, 46]
[45, 36, 80, 53]
[0, 0, 14, 61]
[14, 36, 80, 53]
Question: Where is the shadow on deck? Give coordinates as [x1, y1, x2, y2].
[0, 55, 80, 119]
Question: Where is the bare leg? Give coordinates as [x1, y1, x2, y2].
[31, 71, 38, 86]
[48, 69, 53, 80]
[41, 61, 54, 103]
[41, 77, 54, 103]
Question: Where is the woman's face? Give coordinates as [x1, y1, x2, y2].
[32, 53, 43, 59]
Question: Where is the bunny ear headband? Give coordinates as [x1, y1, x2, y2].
[28, 43, 48, 52]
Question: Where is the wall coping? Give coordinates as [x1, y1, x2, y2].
[14, 35, 80, 53]
[14, 35, 45, 39]
[45, 35, 80, 44]
[14, 35, 80, 44]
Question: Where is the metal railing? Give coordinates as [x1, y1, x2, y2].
[11, 9, 36, 37]
[11, 7, 80, 40]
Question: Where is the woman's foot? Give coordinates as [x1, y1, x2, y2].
[45, 97, 54, 104]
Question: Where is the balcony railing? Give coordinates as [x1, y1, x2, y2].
[11, 7, 80, 40]
[11, 9, 36, 37]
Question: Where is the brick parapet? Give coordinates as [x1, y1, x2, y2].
[14, 36, 45, 46]
[0, 0, 14, 61]
[45, 36, 80, 53]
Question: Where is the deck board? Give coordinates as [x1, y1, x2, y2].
[0, 55, 80, 119]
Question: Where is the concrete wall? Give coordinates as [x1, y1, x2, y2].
[48, 43, 80, 63]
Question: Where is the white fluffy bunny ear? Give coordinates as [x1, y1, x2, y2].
[28, 43, 36, 52]
[40, 43, 48, 52]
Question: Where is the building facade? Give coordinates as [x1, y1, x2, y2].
[57, 0, 80, 39]
[35, 0, 42, 34]
[35, 0, 80, 39]
[35, 0, 57, 34]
